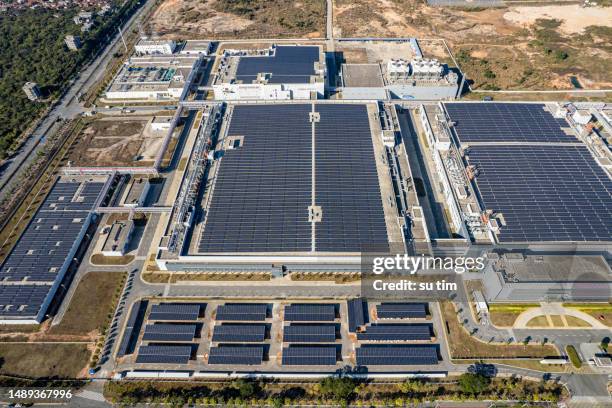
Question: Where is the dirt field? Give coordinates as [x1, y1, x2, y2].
[48, 272, 126, 337]
[147, 0, 325, 39]
[70, 117, 166, 167]
[0, 343, 91, 378]
[334, 0, 612, 90]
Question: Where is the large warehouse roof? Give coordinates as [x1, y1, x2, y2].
[0, 178, 106, 322]
[198, 103, 389, 254]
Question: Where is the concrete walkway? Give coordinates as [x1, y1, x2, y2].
[514, 303, 608, 329]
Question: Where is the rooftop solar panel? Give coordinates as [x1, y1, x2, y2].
[236, 46, 320, 84]
[198, 104, 312, 253]
[117, 300, 146, 357]
[282, 345, 337, 365]
[0, 179, 106, 321]
[197, 103, 390, 254]
[216, 304, 268, 321]
[149, 303, 201, 321]
[142, 323, 197, 342]
[466, 145, 612, 242]
[208, 345, 264, 365]
[444, 103, 576, 144]
[357, 324, 432, 341]
[284, 304, 336, 322]
[212, 324, 266, 342]
[283, 324, 336, 343]
[376, 303, 427, 319]
[315, 104, 389, 252]
[136, 345, 192, 364]
[356, 345, 439, 366]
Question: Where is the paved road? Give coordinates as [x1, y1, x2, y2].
[0, 0, 157, 202]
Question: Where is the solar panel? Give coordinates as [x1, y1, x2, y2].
[135, 345, 192, 364]
[142, 323, 196, 342]
[198, 104, 312, 253]
[444, 103, 576, 143]
[376, 303, 427, 319]
[282, 345, 337, 365]
[149, 303, 201, 321]
[283, 324, 336, 343]
[356, 345, 439, 366]
[347, 298, 367, 332]
[357, 324, 432, 341]
[466, 145, 612, 242]
[0, 179, 106, 321]
[212, 324, 266, 342]
[208, 345, 264, 365]
[315, 104, 389, 252]
[236, 46, 320, 84]
[216, 304, 268, 321]
[284, 304, 336, 322]
[198, 103, 390, 254]
[117, 300, 147, 357]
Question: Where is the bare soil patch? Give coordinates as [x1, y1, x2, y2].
[334, 0, 612, 91]
[148, 0, 325, 39]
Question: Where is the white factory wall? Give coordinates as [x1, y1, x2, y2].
[388, 84, 458, 100]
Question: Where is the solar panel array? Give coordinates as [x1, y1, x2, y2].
[315, 105, 389, 252]
[284, 304, 336, 322]
[216, 303, 268, 321]
[208, 345, 264, 365]
[236, 46, 320, 84]
[0, 179, 105, 320]
[136, 345, 192, 364]
[466, 145, 612, 242]
[117, 300, 146, 357]
[198, 103, 389, 254]
[357, 324, 432, 341]
[149, 303, 201, 321]
[347, 298, 367, 332]
[444, 103, 575, 143]
[282, 345, 337, 365]
[212, 324, 266, 342]
[199, 104, 312, 253]
[376, 303, 427, 319]
[142, 323, 196, 342]
[356, 345, 439, 366]
[283, 324, 336, 343]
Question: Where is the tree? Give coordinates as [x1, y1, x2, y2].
[458, 373, 491, 395]
[234, 379, 257, 399]
[319, 377, 356, 401]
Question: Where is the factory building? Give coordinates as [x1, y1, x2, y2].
[340, 56, 459, 100]
[212, 45, 326, 100]
[104, 55, 200, 100]
[340, 57, 459, 100]
[101, 220, 134, 257]
[134, 39, 177, 55]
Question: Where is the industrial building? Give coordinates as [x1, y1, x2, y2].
[134, 39, 176, 55]
[340, 57, 460, 100]
[156, 102, 403, 272]
[179, 40, 212, 56]
[439, 102, 612, 245]
[483, 253, 612, 301]
[101, 220, 134, 257]
[105, 54, 201, 100]
[212, 45, 326, 100]
[0, 176, 108, 324]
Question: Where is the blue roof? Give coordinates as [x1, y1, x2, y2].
[236, 46, 320, 84]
